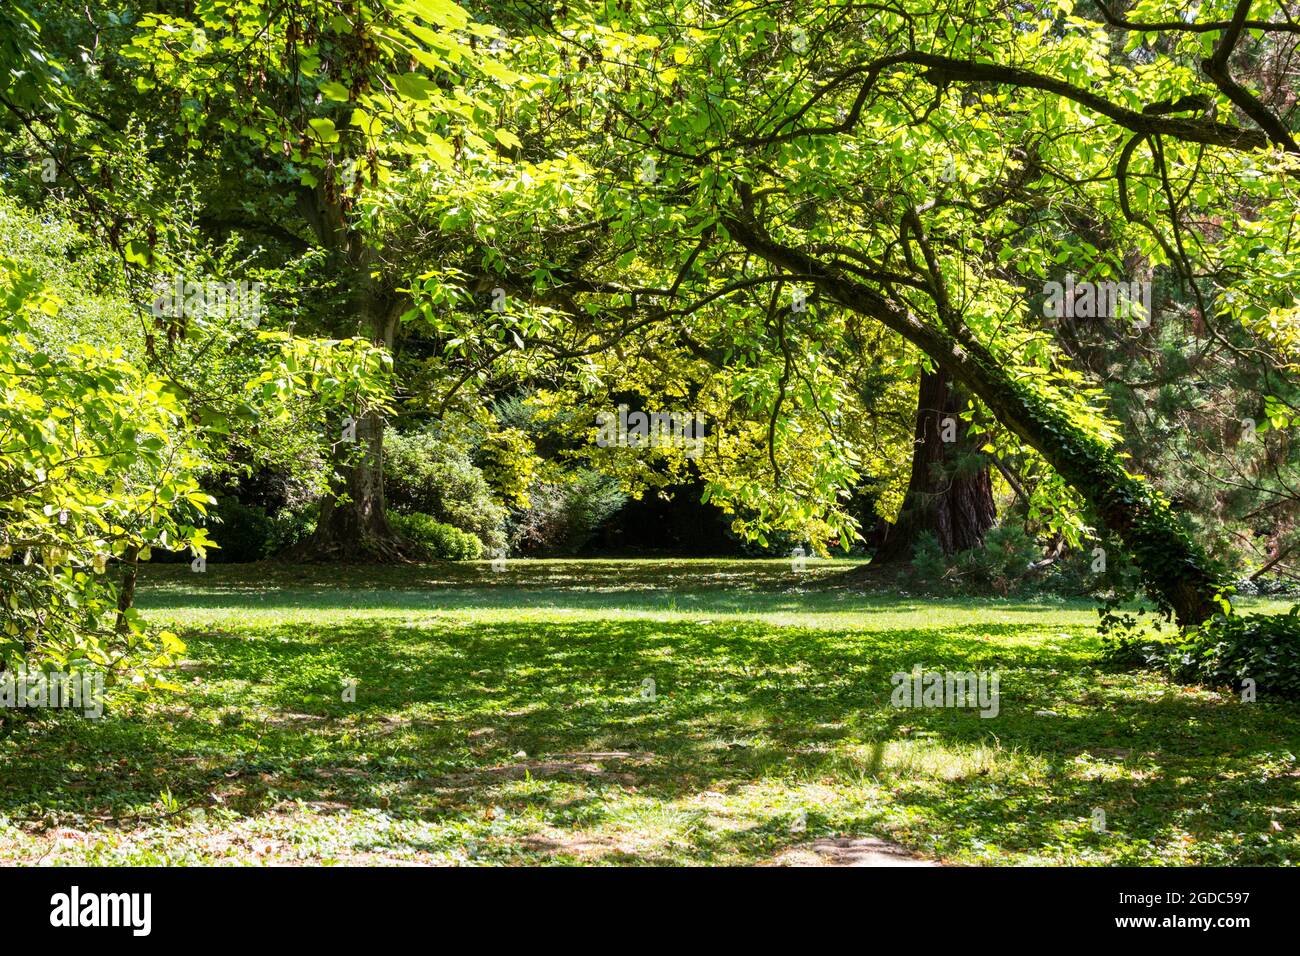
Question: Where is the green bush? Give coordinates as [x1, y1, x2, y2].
[384, 429, 506, 553]
[158, 497, 315, 562]
[953, 524, 1039, 592]
[509, 469, 627, 554]
[1167, 608, 1300, 699]
[1099, 605, 1300, 700]
[1097, 627, 1177, 670]
[1, 256, 203, 682]
[907, 525, 1038, 593]
[1231, 575, 1300, 598]
[388, 511, 482, 560]
[910, 532, 948, 583]
[264, 504, 316, 556]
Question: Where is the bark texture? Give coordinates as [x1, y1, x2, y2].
[872, 367, 996, 562]
[296, 180, 409, 561]
[310, 406, 405, 560]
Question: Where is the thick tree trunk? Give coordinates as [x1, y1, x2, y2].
[873, 368, 996, 562]
[310, 408, 405, 560]
[305, 281, 409, 561]
[725, 214, 1223, 625]
[293, 182, 411, 562]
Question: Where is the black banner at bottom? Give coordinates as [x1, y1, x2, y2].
[0, 865, 1289, 942]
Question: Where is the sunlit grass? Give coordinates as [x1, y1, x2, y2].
[2, 560, 1296, 866]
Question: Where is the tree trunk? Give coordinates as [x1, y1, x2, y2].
[292, 181, 411, 562]
[725, 214, 1223, 625]
[114, 545, 140, 632]
[305, 282, 409, 561]
[872, 367, 996, 562]
[310, 407, 406, 560]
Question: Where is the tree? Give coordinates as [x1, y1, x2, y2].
[425, 0, 1300, 625]
[0, 256, 200, 684]
[0, 1, 397, 677]
[107, 0, 515, 558]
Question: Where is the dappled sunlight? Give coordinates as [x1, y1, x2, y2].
[2, 561, 1297, 866]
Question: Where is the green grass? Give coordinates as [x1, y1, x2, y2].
[2, 559, 1297, 866]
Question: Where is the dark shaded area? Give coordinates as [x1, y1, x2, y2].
[582, 480, 748, 556]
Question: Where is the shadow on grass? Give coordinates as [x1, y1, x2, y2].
[4, 602, 1298, 864]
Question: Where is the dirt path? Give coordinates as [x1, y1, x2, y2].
[772, 837, 940, 867]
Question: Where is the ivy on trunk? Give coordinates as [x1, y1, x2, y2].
[725, 213, 1224, 626]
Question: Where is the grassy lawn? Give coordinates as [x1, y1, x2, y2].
[2, 559, 1297, 866]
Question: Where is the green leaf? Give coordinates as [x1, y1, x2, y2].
[319, 80, 351, 102]
[123, 240, 153, 265]
[307, 117, 339, 144]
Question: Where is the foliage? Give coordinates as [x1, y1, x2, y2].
[476, 425, 537, 509]
[5, 0, 1300, 661]
[910, 532, 950, 584]
[1168, 609, 1300, 700]
[264, 504, 318, 557]
[910, 525, 1053, 596]
[1232, 576, 1300, 599]
[952, 525, 1040, 594]
[383, 428, 506, 553]
[388, 0, 1294, 619]
[387, 510, 482, 560]
[508, 470, 628, 555]
[204, 499, 273, 564]
[13, 0, 1287, 617]
[1102, 604, 1300, 702]
[0, 257, 199, 682]
[118, 0, 516, 213]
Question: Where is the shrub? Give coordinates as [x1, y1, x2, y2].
[907, 526, 1038, 593]
[1097, 627, 1178, 671]
[384, 430, 506, 553]
[508, 470, 627, 555]
[910, 532, 948, 583]
[1098, 605, 1300, 700]
[1167, 608, 1300, 699]
[477, 425, 536, 508]
[953, 524, 1039, 593]
[1231, 576, 1300, 598]
[155, 496, 316, 562]
[1, 259, 200, 682]
[264, 503, 316, 556]
[388, 511, 482, 560]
